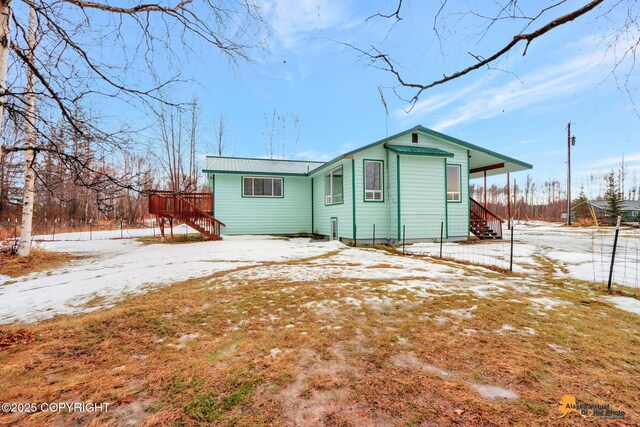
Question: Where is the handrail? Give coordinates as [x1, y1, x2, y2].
[148, 192, 224, 239]
[470, 198, 504, 223]
[470, 197, 503, 239]
[174, 195, 226, 228]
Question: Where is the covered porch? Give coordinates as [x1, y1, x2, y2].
[467, 146, 532, 239]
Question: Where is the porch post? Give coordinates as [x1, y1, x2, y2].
[483, 170, 487, 206]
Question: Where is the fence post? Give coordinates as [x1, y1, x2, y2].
[44, 217, 48, 235]
[402, 225, 406, 255]
[152, 218, 155, 237]
[439, 221, 444, 258]
[120, 219, 123, 239]
[607, 216, 622, 291]
[509, 223, 514, 272]
[89, 219, 93, 241]
[373, 224, 376, 246]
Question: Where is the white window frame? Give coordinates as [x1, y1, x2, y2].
[364, 160, 384, 201]
[243, 176, 283, 198]
[325, 166, 344, 205]
[447, 164, 462, 202]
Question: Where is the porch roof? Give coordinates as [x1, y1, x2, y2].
[385, 145, 454, 157]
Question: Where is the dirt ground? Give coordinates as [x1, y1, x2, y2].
[1, 239, 638, 426]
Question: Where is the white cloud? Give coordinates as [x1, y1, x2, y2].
[395, 32, 639, 131]
[266, 0, 352, 50]
[583, 152, 640, 168]
[293, 149, 334, 161]
[394, 75, 493, 123]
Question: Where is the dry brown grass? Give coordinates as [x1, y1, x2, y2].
[0, 251, 638, 426]
[136, 233, 210, 245]
[0, 248, 80, 278]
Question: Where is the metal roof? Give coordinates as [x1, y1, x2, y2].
[385, 145, 454, 157]
[203, 125, 533, 178]
[203, 156, 324, 176]
[588, 200, 640, 210]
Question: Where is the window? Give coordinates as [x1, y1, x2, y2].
[447, 164, 461, 202]
[364, 160, 383, 201]
[325, 166, 343, 205]
[243, 176, 283, 197]
[633, 210, 638, 217]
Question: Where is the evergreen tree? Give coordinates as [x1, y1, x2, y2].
[572, 186, 590, 221]
[604, 171, 624, 224]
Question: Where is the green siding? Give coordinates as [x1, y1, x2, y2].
[211, 174, 311, 234]
[351, 145, 391, 240]
[388, 153, 398, 241]
[399, 155, 446, 239]
[309, 160, 353, 240]
[386, 132, 470, 238]
[208, 129, 472, 241]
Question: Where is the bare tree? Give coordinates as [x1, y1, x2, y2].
[213, 113, 228, 157]
[155, 99, 202, 192]
[0, 0, 266, 255]
[16, 5, 36, 256]
[355, 1, 639, 108]
[263, 109, 300, 159]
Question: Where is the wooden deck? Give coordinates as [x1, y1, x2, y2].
[148, 191, 225, 240]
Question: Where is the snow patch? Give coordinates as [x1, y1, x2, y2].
[603, 296, 640, 316]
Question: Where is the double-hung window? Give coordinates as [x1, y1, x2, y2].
[325, 166, 344, 205]
[364, 160, 383, 201]
[243, 176, 283, 197]
[447, 164, 461, 202]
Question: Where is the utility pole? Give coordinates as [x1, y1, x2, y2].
[567, 122, 576, 226]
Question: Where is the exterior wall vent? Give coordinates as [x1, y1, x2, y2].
[411, 133, 418, 143]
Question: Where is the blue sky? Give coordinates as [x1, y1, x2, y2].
[135, 0, 640, 195]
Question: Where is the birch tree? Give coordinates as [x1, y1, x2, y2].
[0, 0, 266, 255]
[16, 4, 35, 255]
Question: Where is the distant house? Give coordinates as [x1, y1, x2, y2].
[202, 125, 532, 243]
[587, 200, 640, 223]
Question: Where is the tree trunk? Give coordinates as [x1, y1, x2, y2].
[17, 6, 36, 257]
[0, 0, 11, 134]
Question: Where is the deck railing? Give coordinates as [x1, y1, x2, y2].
[148, 191, 223, 239]
[470, 197, 504, 239]
[149, 191, 213, 216]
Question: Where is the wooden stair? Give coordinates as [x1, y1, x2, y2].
[470, 198, 503, 239]
[148, 191, 225, 240]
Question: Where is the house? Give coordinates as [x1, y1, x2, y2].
[587, 200, 640, 223]
[202, 125, 532, 243]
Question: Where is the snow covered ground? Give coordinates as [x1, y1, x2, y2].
[1, 221, 639, 324]
[407, 221, 640, 289]
[0, 228, 342, 324]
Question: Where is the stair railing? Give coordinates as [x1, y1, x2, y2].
[470, 198, 504, 239]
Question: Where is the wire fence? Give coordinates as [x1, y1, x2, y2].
[591, 221, 640, 291]
[0, 218, 160, 243]
[401, 218, 515, 271]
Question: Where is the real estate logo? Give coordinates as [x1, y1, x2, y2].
[558, 395, 625, 420]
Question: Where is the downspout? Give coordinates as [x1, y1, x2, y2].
[311, 177, 314, 233]
[386, 147, 390, 241]
[211, 174, 216, 215]
[396, 154, 401, 241]
[467, 150, 471, 238]
[351, 159, 356, 242]
[444, 158, 449, 239]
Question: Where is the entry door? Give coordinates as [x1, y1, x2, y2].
[330, 217, 338, 241]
